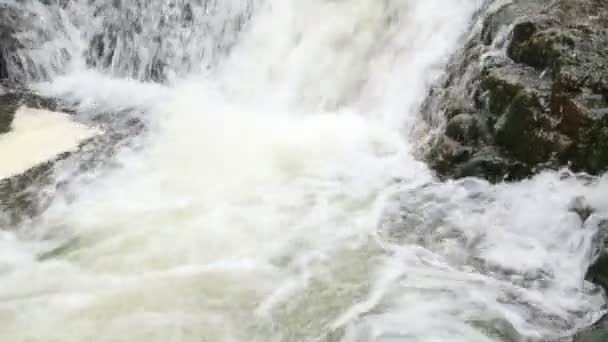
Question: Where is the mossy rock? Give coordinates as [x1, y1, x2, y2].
[480, 0, 553, 45]
[481, 68, 526, 116]
[509, 25, 575, 70]
[445, 113, 491, 144]
[453, 148, 531, 182]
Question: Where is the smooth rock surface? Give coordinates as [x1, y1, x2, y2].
[0, 106, 100, 180]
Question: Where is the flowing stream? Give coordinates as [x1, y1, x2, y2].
[1, 0, 608, 341]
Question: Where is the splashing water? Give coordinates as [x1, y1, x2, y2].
[1, 0, 607, 341]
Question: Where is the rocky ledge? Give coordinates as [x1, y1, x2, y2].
[424, 0, 608, 183]
[424, 0, 608, 339]
[0, 4, 152, 228]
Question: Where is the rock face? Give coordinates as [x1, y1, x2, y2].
[0, 5, 24, 82]
[424, 0, 608, 339]
[0, 4, 29, 131]
[424, 0, 608, 183]
[84, 0, 253, 82]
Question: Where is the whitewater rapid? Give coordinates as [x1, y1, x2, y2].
[1, 0, 608, 341]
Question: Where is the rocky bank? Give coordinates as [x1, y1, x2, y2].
[425, 0, 608, 183]
[424, 0, 608, 340]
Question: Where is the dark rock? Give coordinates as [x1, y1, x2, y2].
[574, 315, 608, 342]
[585, 218, 608, 292]
[469, 318, 522, 342]
[0, 150, 65, 227]
[568, 196, 594, 222]
[453, 148, 530, 182]
[445, 113, 489, 144]
[480, 0, 552, 46]
[424, 0, 608, 182]
[587, 254, 608, 295]
[0, 90, 17, 133]
[573, 217, 608, 340]
[508, 23, 570, 70]
[0, 5, 24, 81]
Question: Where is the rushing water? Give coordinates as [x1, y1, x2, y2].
[1, 0, 608, 341]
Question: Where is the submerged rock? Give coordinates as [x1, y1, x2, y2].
[0, 90, 16, 133]
[424, 0, 608, 182]
[586, 218, 608, 292]
[574, 315, 608, 342]
[566, 209, 608, 340]
[84, 0, 254, 82]
[569, 196, 594, 222]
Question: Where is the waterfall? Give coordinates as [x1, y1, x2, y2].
[0, 0, 606, 341]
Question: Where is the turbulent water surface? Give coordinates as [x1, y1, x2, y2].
[1, 0, 608, 341]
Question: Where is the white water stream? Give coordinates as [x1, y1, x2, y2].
[1, 0, 608, 341]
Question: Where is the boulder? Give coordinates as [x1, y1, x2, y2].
[0, 89, 16, 133]
[424, 0, 608, 182]
[423, 1, 608, 337]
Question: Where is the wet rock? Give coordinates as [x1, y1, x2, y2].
[445, 113, 489, 144]
[86, 26, 167, 83]
[569, 196, 594, 222]
[480, 0, 552, 45]
[0, 106, 102, 227]
[453, 148, 529, 182]
[574, 315, 608, 342]
[0, 90, 16, 133]
[0, 5, 23, 81]
[424, 0, 608, 182]
[585, 218, 608, 291]
[0, 83, 109, 227]
[0, 0, 78, 225]
[470, 318, 522, 342]
[0, 83, 66, 133]
[572, 217, 608, 340]
[508, 21, 568, 70]
[0, 152, 63, 227]
[425, 3, 608, 335]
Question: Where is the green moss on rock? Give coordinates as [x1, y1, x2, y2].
[425, 0, 608, 182]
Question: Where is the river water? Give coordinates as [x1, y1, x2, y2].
[1, 0, 608, 341]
